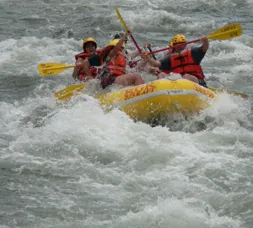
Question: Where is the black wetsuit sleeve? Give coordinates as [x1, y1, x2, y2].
[191, 46, 206, 64]
[159, 55, 171, 71]
[88, 54, 101, 66]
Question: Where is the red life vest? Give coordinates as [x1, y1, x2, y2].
[74, 52, 100, 80]
[106, 51, 127, 76]
[75, 52, 92, 60]
[163, 48, 205, 80]
[75, 50, 102, 60]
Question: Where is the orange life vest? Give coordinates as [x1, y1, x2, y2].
[74, 52, 101, 80]
[106, 51, 127, 76]
[163, 48, 205, 80]
[75, 52, 92, 60]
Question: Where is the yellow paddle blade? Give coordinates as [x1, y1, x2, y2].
[54, 84, 85, 101]
[38, 62, 75, 77]
[209, 86, 248, 99]
[207, 24, 242, 40]
[114, 6, 129, 31]
[211, 24, 241, 35]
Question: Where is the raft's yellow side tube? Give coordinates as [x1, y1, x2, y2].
[97, 79, 216, 121]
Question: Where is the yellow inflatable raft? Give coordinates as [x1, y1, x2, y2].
[54, 79, 216, 121]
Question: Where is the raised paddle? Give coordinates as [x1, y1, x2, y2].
[148, 23, 243, 55]
[128, 24, 242, 67]
[115, 6, 142, 53]
[38, 62, 75, 77]
[53, 23, 246, 101]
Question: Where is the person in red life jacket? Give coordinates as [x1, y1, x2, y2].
[72, 37, 98, 81]
[148, 41, 174, 76]
[141, 34, 209, 87]
[113, 32, 140, 62]
[82, 32, 144, 89]
[113, 33, 158, 70]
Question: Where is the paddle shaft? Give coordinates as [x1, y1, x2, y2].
[129, 33, 142, 53]
[148, 38, 201, 55]
[208, 87, 248, 99]
[147, 46, 156, 60]
[48, 65, 74, 70]
[147, 24, 242, 55]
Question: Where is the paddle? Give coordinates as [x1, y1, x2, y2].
[54, 84, 85, 101]
[147, 46, 156, 60]
[38, 62, 75, 77]
[115, 6, 142, 53]
[148, 23, 242, 55]
[208, 86, 248, 99]
[53, 81, 248, 101]
[53, 23, 245, 101]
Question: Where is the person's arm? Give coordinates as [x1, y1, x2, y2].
[83, 58, 92, 77]
[200, 36, 209, 53]
[107, 31, 129, 61]
[141, 52, 161, 68]
[191, 43, 207, 65]
[128, 42, 151, 59]
[82, 54, 101, 77]
[134, 60, 147, 71]
[72, 58, 83, 79]
[128, 49, 140, 59]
